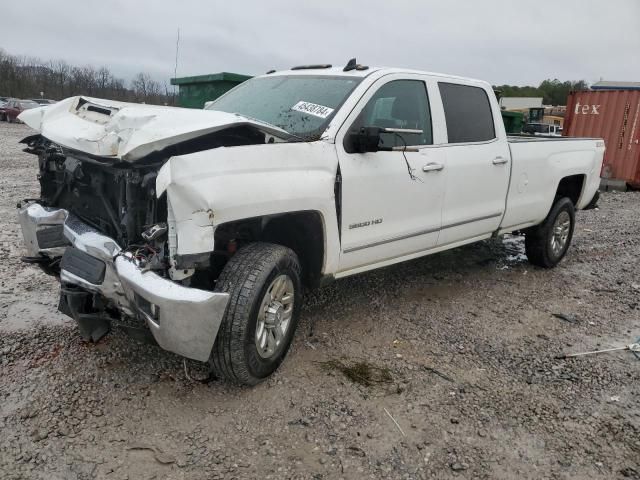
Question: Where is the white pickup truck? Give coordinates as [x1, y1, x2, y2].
[17, 60, 604, 385]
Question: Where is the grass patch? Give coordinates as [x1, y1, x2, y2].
[319, 359, 393, 386]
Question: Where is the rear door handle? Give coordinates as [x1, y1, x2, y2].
[422, 162, 444, 172]
[492, 156, 508, 165]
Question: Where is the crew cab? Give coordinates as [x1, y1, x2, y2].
[17, 60, 604, 385]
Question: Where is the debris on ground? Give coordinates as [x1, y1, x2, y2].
[552, 312, 579, 324]
[126, 444, 177, 465]
[383, 407, 406, 437]
[557, 341, 640, 359]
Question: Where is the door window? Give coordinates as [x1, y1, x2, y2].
[353, 80, 432, 147]
[439, 83, 496, 143]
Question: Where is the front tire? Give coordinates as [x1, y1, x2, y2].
[210, 242, 302, 385]
[525, 197, 575, 268]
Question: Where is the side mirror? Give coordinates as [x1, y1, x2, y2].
[344, 126, 424, 154]
[346, 126, 383, 153]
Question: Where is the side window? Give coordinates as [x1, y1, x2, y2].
[354, 80, 432, 147]
[439, 83, 496, 143]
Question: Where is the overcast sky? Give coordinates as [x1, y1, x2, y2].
[3, 0, 639, 86]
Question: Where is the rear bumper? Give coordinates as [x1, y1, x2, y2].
[17, 202, 229, 362]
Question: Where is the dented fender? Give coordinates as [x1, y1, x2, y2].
[156, 141, 341, 273]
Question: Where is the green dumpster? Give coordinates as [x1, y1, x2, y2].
[170, 72, 252, 109]
[501, 110, 524, 134]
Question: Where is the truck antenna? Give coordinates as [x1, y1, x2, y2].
[173, 27, 180, 103]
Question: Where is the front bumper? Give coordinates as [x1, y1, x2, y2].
[17, 202, 229, 362]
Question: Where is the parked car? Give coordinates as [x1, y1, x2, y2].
[17, 61, 604, 385]
[523, 122, 563, 137]
[0, 98, 15, 121]
[5, 99, 41, 123]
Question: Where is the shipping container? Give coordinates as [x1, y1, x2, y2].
[564, 90, 640, 188]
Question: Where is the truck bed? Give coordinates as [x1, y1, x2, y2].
[499, 136, 604, 233]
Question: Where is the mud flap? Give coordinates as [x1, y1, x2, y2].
[583, 191, 600, 210]
[59, 285, 111, 342]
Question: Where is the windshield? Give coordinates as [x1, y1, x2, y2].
[206, 75, 362, 140]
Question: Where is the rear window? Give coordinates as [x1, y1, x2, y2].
[438, 83, 496, 143]
[19, 101, 39, 109]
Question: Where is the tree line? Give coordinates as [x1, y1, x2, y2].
[1, 47, 589, 107]
[494, 79, 589, 106]
[0, 48, 173, 105]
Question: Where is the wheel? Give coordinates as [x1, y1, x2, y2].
[525, 197, 575, 268]
[7, 115, 12, 123]
[210, 242, 302, 385]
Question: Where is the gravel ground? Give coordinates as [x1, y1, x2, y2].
[0, 122, 639, 480]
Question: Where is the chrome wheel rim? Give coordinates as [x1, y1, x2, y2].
[255, 274, 295, 359]
[550, 211, 571, 257]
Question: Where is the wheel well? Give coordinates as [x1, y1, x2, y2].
[213, 211, 325, 289]
[556, 175, 585, 205]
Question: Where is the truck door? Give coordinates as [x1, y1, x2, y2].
[335, 75, 447, 273]
[435, 82, 511, 246]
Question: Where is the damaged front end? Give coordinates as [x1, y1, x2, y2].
[16, 96, 292, 361]
[19, 202, 229, 361]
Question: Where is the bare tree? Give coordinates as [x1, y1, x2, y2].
[0, 49, 170, 105]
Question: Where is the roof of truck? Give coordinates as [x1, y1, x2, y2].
[265, 65, 487, 85]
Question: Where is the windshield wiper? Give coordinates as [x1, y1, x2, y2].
[229, 112, 307, 142]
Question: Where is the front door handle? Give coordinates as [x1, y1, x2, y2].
[492, 156, 508, 165]
[422, 162, 444, 172]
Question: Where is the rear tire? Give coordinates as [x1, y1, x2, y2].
[210, 242, 302, 385]
[525, 197, 575, 268]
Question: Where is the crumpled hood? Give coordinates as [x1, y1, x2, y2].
[18, 96, 291, 162]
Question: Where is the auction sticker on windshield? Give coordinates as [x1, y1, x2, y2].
[291, 101, 334, 119]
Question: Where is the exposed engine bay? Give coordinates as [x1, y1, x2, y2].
[20, 123, 282, 283]
[24, 135, 166, 260]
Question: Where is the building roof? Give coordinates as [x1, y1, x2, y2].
[170, 72, 252, 85]
[591, 80, 640, 91]
[499, 97, 544, 109]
